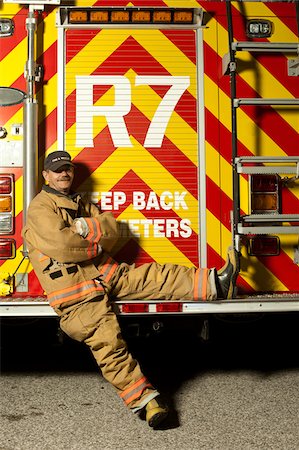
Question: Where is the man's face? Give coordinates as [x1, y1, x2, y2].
[42, 165, 75, 194]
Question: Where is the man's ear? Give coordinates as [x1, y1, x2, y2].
[42, 170, 49, 182]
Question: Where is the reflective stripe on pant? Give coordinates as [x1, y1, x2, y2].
[57, 296, 159, 411]
[110, 263, 216, 301]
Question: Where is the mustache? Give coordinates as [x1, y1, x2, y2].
[57, 177, 71, 181]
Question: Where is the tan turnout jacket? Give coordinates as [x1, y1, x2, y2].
[22, 186, 119, 307]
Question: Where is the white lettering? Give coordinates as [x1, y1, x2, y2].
[135, 75, 190, 147]
[133, 191, 146, 210]
[75, 75, 190, 149]
[123, 218, 192, 238]
[100, 191, 126, 210]
[76, 75, 132, 148]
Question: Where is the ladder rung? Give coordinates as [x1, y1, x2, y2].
[242, 214, 299, 223]
[234, 98, 299, 107]
[235, 156, 299, 175]
[232, 42, 299, 53]
[238, 225, 299, 235]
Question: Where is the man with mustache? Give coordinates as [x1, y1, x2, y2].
[23, 150, 238, 429]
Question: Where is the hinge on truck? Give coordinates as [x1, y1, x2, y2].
[24, 63, 43, 82]
[288, 57, 299, 76]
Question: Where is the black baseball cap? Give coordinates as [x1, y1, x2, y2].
[44, 151, 75, 172]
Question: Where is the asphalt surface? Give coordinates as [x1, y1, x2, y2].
[0, 313, 298, 450]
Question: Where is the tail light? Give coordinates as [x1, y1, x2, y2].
[0, 174, 13, 234]
[248, 235, 280, 256]
[122, 303, 149, 313]
[250, 174, 281, 214]
[156, 302, 183, 312]
[0, 239, 15, 259]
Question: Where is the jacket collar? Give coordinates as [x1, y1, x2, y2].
[42, 185, 80, 201]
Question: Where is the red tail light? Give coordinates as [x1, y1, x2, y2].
[248, 235, 280, 256]
[156, 302, 183, 312]
[0, 239, 15, 258]
[122, 303, 149, 313]
[0, 176, 12, 194]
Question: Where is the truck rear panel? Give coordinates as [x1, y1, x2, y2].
[0, 1, 298, 316]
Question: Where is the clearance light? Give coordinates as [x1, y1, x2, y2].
[132, 10, 151, 23]
[69, 10, 88, 23]
[111, 10, 130, 23]
[250, 174, 280, 214]
[90, 11, 109, 23]
[67, 8, 197, 26]
[0, 196, 12, 212]
[153, 10, 172, 23]
[0, 239, 15, 259]
[248, 236, 280, 256]
[0, 177, 11, 194]
[246, 19, 273, 38]
[122, 303, 149, 313]
[174, 10, 193, 23]
[156, 302, 182, 312]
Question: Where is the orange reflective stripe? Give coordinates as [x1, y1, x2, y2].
[99, 256, 118, 283]
[194, 268, 208, 301]
[120, 376, 152, 405]
[84, 218, 102, 259]
[85, 218, 101, 242]
[48, 280, 104, 306]
[37, 251, 49, 262]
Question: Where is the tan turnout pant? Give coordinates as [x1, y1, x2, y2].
[56, 263, 216, 412]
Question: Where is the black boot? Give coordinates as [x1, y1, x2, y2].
[216, 247, 239, 299]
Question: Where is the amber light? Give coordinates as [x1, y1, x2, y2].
[153, 10, 172, 23]
[0, 239, 14, 258]
[69, 11, 88, 23]
[173, 10, 193, 23]
[251, 193, 278, 212]
[111, 10, 130, 23]
[250, 174, 280, 213]
[0, 196, 12, 212]
[132, 10, 151, 23]
[0, 177, 11, 194]
[90, 11, 109, 23]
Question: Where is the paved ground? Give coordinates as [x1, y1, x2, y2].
[0, 313, 298, 450]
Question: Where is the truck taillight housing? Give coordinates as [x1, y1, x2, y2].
[248, 235, 280, 256]
[0, 175, 14, 234]
[250, 174, 281, 214]
[0, 239, 15, 259]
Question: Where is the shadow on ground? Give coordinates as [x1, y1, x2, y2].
[1, 312, 298, 397]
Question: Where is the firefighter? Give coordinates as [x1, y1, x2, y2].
[22, 151, 239, 429]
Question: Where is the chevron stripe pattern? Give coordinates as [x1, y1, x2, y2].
[0, 1, 298, 298]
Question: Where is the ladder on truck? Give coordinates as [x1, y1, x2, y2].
[224, 1, 299, 253]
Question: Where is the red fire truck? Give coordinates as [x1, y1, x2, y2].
[0, 1, 298, 322]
